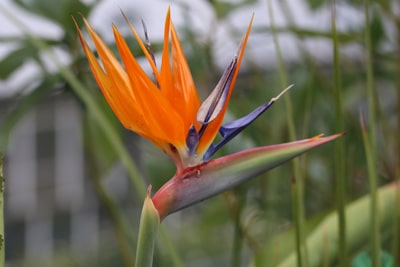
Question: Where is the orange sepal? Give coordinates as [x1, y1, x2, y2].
[169, 14, 201, 130]
[75, 17, 182, 152]
[74, 17, 144, 134]
[112, 25, 186, 146]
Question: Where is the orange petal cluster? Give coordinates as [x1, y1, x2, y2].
[75, 9, 252, 170]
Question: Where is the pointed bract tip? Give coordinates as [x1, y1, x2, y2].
[311, 133, 324, 140]
[271, 84, 293, 102]
[147, 185, 153, 197]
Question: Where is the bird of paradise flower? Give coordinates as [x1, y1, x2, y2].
[74, 9, 342, 222]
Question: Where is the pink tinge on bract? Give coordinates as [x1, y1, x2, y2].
[152, 133, 344, 220]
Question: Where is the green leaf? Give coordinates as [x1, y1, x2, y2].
[0, 44, 39, 79]
[370, 11, 384, 52]
[265, 183, 399, 267]
[209, 0, 257, 19]
[351, 250, 393, 267]
[253, 26, 362, 44]
[0, 154, 4, 267]
[306, 0, 325, 10]
[13, 0, 93, 30]
[252, 211, 329, 267]
[0, 36, 25, 43]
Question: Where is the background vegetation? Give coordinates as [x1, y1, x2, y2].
[0, 0, 399, 266]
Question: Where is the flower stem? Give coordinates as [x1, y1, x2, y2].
[267, 1, 307, 266]
[393, 11, 400, 266]
[363, 1, 381, 266]
[0, 154, 4, 267]
[227, 189, 245, 267]
[331, 1, 347, 266]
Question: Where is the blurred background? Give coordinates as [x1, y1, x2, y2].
[0, 0, 399, 266]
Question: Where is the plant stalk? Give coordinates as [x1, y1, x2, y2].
[363, 1, 381, 266]
[331, 1, 347, 266]
[0, 154, 4, 267]
[267, 1, 307, 266]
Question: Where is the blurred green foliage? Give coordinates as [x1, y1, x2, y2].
[0, 0, 399, 266]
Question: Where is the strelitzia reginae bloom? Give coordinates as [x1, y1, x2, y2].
[75, 9, 342, 220]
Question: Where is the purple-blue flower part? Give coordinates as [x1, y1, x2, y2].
[203, 85, 293, 160]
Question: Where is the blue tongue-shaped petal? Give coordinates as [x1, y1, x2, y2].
[203, 85, 293, 160]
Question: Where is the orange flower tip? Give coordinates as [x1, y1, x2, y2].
[310, 133, 325, 140]
[310, 132, 345, 141]
[166, 5, 171, 16]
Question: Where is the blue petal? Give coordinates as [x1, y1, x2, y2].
[202, 100, 274, 160]
[203, 85, 293, 160]
[186, 125, 199, 156]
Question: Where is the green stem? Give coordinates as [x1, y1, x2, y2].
[232, 222, 243, 267]
[0, 154, 4, 267]
[228, 189, 245, 267]
[363, 1, 381, 266]
[331, 1, 347, 266]
[157, 228, 183, 267]
[267, 1, 307, 266]
[394, 14, 400, 267]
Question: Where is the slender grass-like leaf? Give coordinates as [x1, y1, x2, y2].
[363, 1, 381, 266]
[266, 1, 307, 266]
[331, 1, 348, 266]
[253, 26, 362, 44]
[0, 154, 4, 267]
